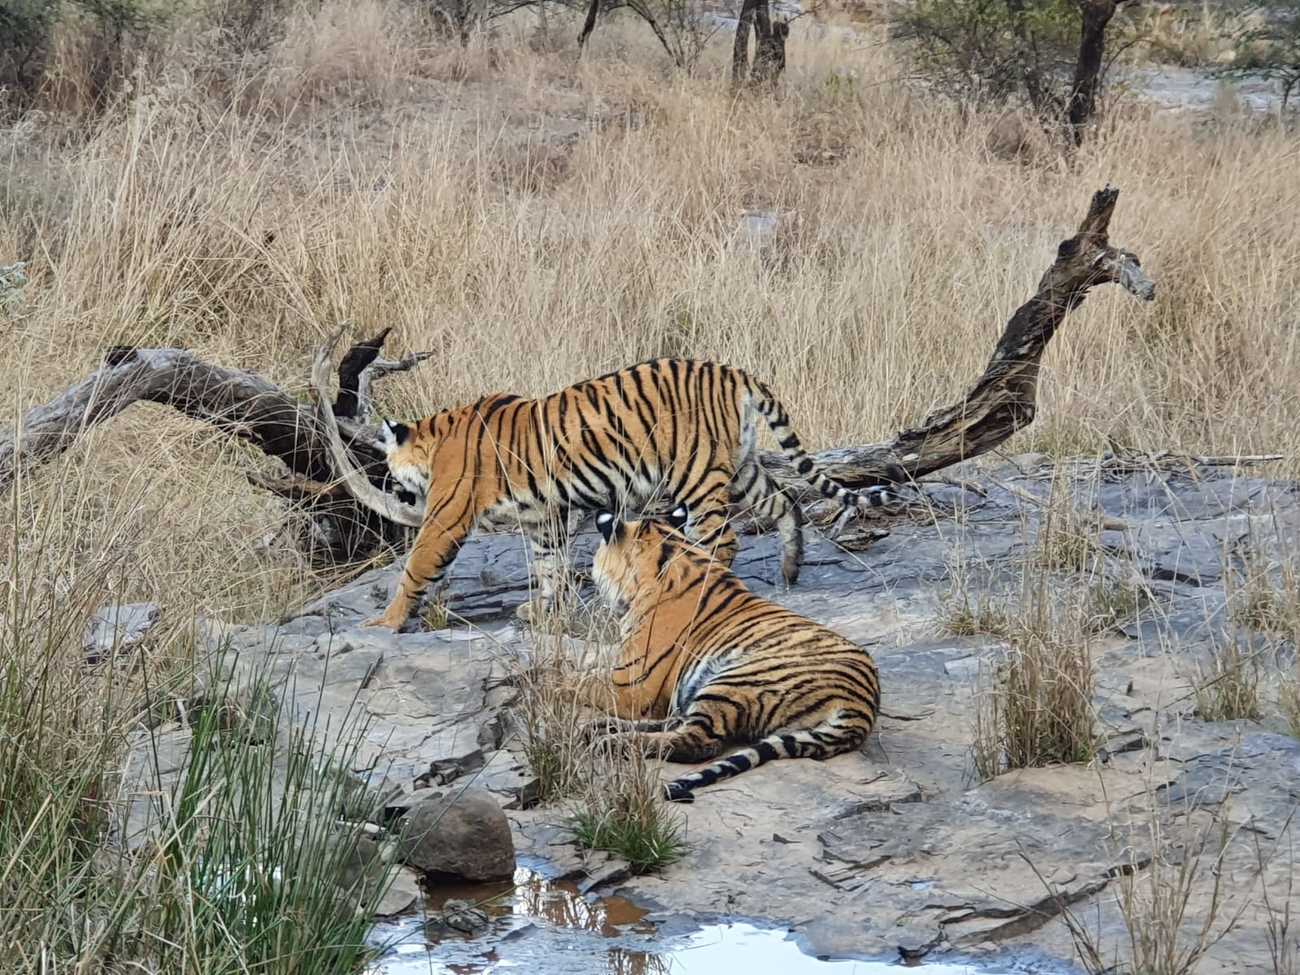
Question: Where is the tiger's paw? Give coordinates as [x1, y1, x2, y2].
[362, 609, 406, 630]
[516, 596, 569, 633]
[591, 731, 639, 760]
[579, 717, 622, 744]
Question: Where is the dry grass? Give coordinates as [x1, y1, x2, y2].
[1034, 475, 1101, 573]
[514, 630, 598, 804]
[512, 615, 685, 872]
[1194, 636, 1263, 722]
[942, 589, 1013, 637]
[1031, 783, 1252, 975]
[971, 588, 1097, 781]
[1228, 556, 1300, 636]
[1113, 810, 1247, 975]
[1219, 554, 1300, 731]
[1083, 572, 1152, 634]
[1281, 672, 1300, 741]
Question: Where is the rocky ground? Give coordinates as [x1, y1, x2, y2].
[116, 455, 1300, 973]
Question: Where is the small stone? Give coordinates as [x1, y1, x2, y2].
[417, 750, 485, 789]
[443, 899, 491, 934]
[427, 899, 491, 935]
[1007, 452, 1049, 472]
[503, 777, 543, 811]
[84, 602, 161, 660]
[372, 867, 422, 918]
[397, 788, 515, 881]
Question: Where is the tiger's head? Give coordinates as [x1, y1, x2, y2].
[592, 505, 690, 617]
[379, 419, 432, 503]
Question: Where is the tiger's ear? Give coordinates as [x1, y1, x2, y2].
[380, 419, 410, 449]
[666, 504, 689, 531]
[595, 510, 623, 544]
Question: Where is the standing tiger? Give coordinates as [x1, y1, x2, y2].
[365, 358, 902, 630]
[586, 507, 882, 802]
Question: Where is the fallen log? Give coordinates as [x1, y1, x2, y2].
[3, 187, 1154, 568]
[0, 332, 429, 567]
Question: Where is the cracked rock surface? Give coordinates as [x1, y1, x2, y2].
[126, 461, 1300, 972]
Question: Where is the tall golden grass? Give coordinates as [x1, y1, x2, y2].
[5, 2, 1297, 619]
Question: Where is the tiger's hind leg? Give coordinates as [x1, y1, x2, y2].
[599, 713, 725, 765]
[731, 461, 804, 586]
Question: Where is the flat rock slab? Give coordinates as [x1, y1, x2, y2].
[213, 620, 520, 786]
[190, 466, 1300, 973]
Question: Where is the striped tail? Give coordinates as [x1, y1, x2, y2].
[663, 728, 857, 803]
[750, 383, 906, 512]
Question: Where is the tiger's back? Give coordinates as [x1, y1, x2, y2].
[591, 510, 882, 802]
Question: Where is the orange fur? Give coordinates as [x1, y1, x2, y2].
[367, 359, 900, 629]
[588, 511, 882, 802]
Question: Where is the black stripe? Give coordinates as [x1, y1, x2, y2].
[754, 740, 780, 763]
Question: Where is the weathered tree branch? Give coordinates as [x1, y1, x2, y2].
[310, 333, 425, 529]
[0, 332, 426, 567]
[758, 185, 1155, 493]
[577, 0, 601, 51]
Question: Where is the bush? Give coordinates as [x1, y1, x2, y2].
[1220, 2, 1300, 109]
[0, 0, 163, 111]
[0, 486, 393, 973]
[0, 0, 60, 100]
[892, 0, 1081, 114]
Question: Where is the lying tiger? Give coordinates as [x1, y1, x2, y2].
[586, 506, 882, 802]
[365, 358, 903, 630]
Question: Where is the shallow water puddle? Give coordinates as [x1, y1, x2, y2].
[366, 861, 1033, 975]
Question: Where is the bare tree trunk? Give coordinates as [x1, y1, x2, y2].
[577, 0, 601, 51]
[1066, 0, 1124, 146]
[757, 186, 1155, 492]
[749, 0, 788, 87]
[732, 0, 758, 87]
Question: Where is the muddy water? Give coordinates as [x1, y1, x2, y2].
[365, 861, 1044, 975]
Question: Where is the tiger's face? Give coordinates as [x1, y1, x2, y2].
[592, 506, 689, 616]
[380, 420, 432, 503]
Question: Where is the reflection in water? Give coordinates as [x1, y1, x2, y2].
[368, 865, 1035, 975]
[608, 946, 671, 975]
[418, 865, 653, 944]
[511, 870, 653, 937]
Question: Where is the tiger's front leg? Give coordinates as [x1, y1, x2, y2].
[516, 512, 580, 626]
[365, 500, 472, 630]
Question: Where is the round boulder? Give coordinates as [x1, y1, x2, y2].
[396, 787, 515, 881]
